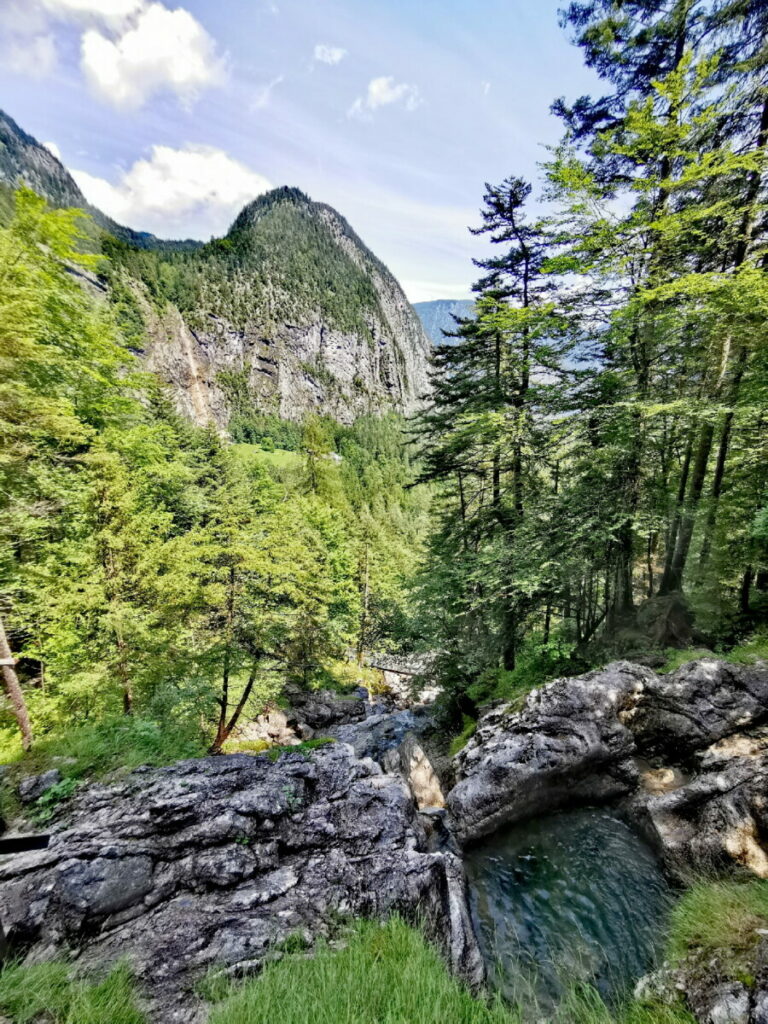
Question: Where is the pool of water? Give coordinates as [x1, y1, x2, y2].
[464, 808, 671, 1009]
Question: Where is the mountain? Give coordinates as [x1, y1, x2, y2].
[413, 299, 475, 345]
[0, 109, 431, 427]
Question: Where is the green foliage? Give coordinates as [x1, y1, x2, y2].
[0, 960, 144, 1024]
[416, 9, 768, 711]
[103, 187, 388, 341]
[264, 737, 335, 761]
[0, 190, 427, 764]
[449, 715, 477, 756]
[667, 879, 768, 965]
[30, 776, 79, 823]
[206, 917, 519, 1024]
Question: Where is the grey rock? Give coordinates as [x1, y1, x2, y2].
[0, 744, 483, 1022]
[447, 662, 652, 844]
[383, 732, 445, 810]
[328, 707, 434, 764]
[447, 659, 768, 856]
[17, 769, 61, 805]
[631, 730, 768, 878]
[630, 659, 768, 757]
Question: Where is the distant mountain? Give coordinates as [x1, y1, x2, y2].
[0, 109, 170, 247]
[413, 299, 475, 345]
[0, 108, 431, 427]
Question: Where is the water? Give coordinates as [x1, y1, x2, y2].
[464, 808, 671, 1009]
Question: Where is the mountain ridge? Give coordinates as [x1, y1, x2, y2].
[0, 109, 431, 427]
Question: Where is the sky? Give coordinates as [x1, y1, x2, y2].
[0, 0, 602, 302]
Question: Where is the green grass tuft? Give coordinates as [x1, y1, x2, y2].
[0, 960, 144, 1024]
[264, 737, 336, 761]
[666, 878, 768, 964]
[207, 917, 520, 1024]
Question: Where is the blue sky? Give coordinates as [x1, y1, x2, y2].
[0, 0, 601, 301]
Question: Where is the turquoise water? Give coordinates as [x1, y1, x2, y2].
[464, 808, 671, 1008]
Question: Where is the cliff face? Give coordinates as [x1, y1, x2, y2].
[413, 299, 475, 345]
[121, 189, 432, 427]
[1, 109, 431, 428]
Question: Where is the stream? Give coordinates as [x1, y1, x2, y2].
[464, 807, 671, 1009]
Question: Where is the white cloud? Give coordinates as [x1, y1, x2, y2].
[81, 3, 224, 109]
[1, 32, 57, 77]
[251, 74, 284, 111]
[43, 140, 62, 160]
[0, 0, 224, 109]
[314, 43, 346, 66]
[41, 0, 144, 24]
[348, 76, 422, 119]
[71, 143, 271, 238]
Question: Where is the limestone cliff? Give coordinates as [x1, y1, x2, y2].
[0, 108, 431, 428]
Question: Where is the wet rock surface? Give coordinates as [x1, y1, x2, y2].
[0, 743, 482, 1023]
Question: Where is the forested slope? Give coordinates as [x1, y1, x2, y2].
[414, 0, 768, 713]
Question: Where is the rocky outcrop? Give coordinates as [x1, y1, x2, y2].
[448, 661, 653, 844]
[0, 743, 482, 1022]
[632, 730, 768, 879]
[1, 111, 432, 429]
[448, 659, 768, 861]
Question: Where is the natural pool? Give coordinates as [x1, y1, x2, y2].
[464, 807, 671, 1009]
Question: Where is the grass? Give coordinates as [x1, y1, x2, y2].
[206, 917, 520, 1024]
[231, 442, 303, 473]
[660, 629, 768, 673]
[0, 715, 206, 782]
[666, 878, 768, 965]
[0, 961, 145, 1024]
[450, 715, 478, 756]
[0, 715, 208, 823]
[264, 737, 336, 761]
[203, 916, 697, 1024]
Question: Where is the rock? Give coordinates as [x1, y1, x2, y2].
[284, 687, 367, 731]
[328, 707, 434, 765]
[17, 769, 61, 805]
[384, 733, 446, 810]
[447, 662, 653, 844]
[447, 658, 768, 857]
[0, 744, 483, 1022]
[629, 659, 768, 757]
[631, 729, 768, 878]
[705, 985, 751, 1024]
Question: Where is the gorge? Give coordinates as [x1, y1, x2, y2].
[4, 656, 768, 1022]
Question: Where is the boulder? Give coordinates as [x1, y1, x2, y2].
[631, 729, 768, 878]
[447, 662, 652, 844]
[629, 659, 768, 757]
[447, 659, 768, 852]
[283, 687, 367, 730]
[17, 769, 61, 805]
[383, 733, 446, 810]
[0, 743, 482, 1022]
[327, 707, 434, 764]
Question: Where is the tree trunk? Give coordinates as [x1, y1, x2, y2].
[209, 659, 260, 754]
[740, 566, 754, 617]
[662, 421, 715, 594]
[0, 614, 33, 751]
